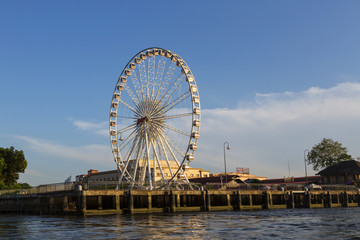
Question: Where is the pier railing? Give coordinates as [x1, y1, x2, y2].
[0, 182, 358, 196]
[204, 183, 358, 191]
[0, 182, 76, 196]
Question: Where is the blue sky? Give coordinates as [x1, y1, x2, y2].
[1, 1, 360, 185]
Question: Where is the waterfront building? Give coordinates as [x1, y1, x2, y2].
[189, 168, 267, 189]
[261, 176, 321, 185]
[76, 163, 210, 186]
[210, 168, 267, 182]
[317, 160, 360, 184]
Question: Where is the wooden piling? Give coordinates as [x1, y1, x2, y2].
[97, 196, 102, 210]
[116, 195, 120, 210]
[263, 191, 270, 209]
[287, 192, 294, 209]
[147, 193, 152, 210]
[325, 191, 332, 208]
[226, 193, 231, 207]
[342, 191, 348, 208]
[205, 190, 211, 211]
[128, 190, 134, 214]
[234, 191, 242, 210]
[63, 196, 69, 211]
[170, 191, 176, 212]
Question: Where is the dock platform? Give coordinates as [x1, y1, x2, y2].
[0, 189, 359, 215]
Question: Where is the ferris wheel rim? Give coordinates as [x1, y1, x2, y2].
[109, 47, 200, 189]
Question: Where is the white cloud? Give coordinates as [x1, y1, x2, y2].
[195, 82, 360, 179]
[15, 82, 360, 184]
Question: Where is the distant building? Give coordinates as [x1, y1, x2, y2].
[210, 168, 267, 182]
[189, 168, 266, 189]
[317, 160, 360, 184]
[189, 174, 246, 188]
[76, 164, 210, 186]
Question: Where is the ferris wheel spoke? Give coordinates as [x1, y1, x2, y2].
[159, 133, 183, 169]
[144, 127, 153, 189]
[137, 141, 148, 187]
[117, 124, 137, 134]
[147, 54, 156, 97]
[118, 99, 139, 115]
[155, 112, 193, 121]
[123, 83, 140, 106]
[159, 123, 191, 137]
[129, 142, 142, 188]
[161, 73, 186, 107]
[162, 91, 191, 114]
[138, 60, 149, 99]
[153, 56, 167, 100]
[129, 128, 146, 187]
[150, 139, 166, 184]
[156, 60, 176, 102]
[131, 132, 146, 182]
[129, 69, 143, 102]
[160, 133, 191, 185]
[161, 130, 186, 158]
[122, 131, 140, 165]
[118, 133, 141, 184]
[117, 115, 137, 119]
[157, 136, 174, 177]
[152, 73, 186, 117]
[119, 128, 138, 151]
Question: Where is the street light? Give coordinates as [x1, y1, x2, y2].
[304, 149, 309, 186]
[224, 142, 231, 188]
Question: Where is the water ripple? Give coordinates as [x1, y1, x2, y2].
[1, 208, 360, 239]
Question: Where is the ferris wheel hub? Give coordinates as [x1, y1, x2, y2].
[136, 116, 149, 125]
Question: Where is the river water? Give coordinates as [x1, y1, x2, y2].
[1, 208, 360, 239]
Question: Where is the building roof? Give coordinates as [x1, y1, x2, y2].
[189, 175, 244, 184]
[317, 160, 360, 175]
[262, 176, 321, 185]
[88, 169, 117, 176]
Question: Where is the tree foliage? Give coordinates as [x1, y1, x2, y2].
[307, 138, 352, 171]
[0, 146, 28, 187]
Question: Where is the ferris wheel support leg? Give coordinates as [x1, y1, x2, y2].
[144, 127, 153, 190]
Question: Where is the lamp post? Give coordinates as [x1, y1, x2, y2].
[223, 142, 231, 188]
[304, 149, 309, 186]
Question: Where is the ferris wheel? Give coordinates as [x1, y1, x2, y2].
[109, 47, 200, 190]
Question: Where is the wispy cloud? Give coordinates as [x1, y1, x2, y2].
[23, 169, 48, 178]
[13, 135, 113, 165]
[69, 119, 108, 136]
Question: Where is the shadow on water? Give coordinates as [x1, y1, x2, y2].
[1, 208, 360, 239]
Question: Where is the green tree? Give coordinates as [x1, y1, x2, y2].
[0, 157, 7, 186]
[307, 138, 352, 171]
[0, 146, 28, 186]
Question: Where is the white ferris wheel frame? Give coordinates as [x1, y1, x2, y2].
[109, 47, 200, 190]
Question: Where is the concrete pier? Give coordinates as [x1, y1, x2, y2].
[0, 189, 359, 215]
